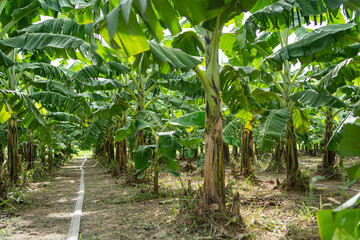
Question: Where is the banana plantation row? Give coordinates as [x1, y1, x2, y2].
[0, 0, 359, 227]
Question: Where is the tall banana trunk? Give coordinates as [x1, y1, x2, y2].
[115, 138, 127, 174]
[48, 146, 53, 170]
[203, 16, 225, 206]
[119, 139, 127, 171]
[268, 139, 284, 171]
[0, 144, 4, 166]
[108, 130, 115, 164]
[26, 130, 35, 170]
[7, 117, 20, 183]
[285, 116, 299, 187]
[40, 144, 46, 168]
[241, 126, 253, 178]
[322, 107, 336, 173]
[6, 51, 20, 183]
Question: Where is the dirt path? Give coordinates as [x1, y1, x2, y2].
[0, 158, 85, 239]
[0, 158, 178, 240]
[79, 158, 175, 239]
[1, 156, 358, 239]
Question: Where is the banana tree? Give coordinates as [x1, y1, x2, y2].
[236, 0, 360, 187]
[84, 0, 263, 206]
[291, 56, 360, 173]
[0, 0, 45, 183]
[0, 7, 106, 183]
[290, 90, 346, 172]
[115, 108, 183, 196]
[220, 64, 266, 177]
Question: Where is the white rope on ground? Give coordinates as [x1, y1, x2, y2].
[67, 156, 87, 240]
[314, 183, 360, 193]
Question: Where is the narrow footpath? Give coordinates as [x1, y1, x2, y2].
[0, 158, 177, 240]
[1, 158, 85, 239]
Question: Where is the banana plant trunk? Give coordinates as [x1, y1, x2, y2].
[232, 146, 238, 158]
[268, 139, 283, 171]
[40, 144, 46, 168]
[186, 150, 192, 170]
[135, 71, 146, 150]
[241, 127, 253, 178]
[322, 108, 336, 173]
[223, 143, 230, 164]
[153, 136, 160, 198]
[203, 24, 225, 206]
[192, 147, 198, 164]
[120, 139, 127, 171]
[285, 116, 299, 187]
[115, 139, 127, 173]
[48, 146, 53, 170]
[0, 144, 4, 166]
[7, 117, 20, 183]
[108, 131, 114, 164]
[135, 130, 145, 149]
[102, 141, 107, 159]
[66, 143, 72, 161]
[27, 130, 35, 170]
[231, 145, 239, 172]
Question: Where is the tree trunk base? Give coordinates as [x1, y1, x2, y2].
[274, 172, 309, 192]
[176, 182, 247, 238]
[266, 159, 285, 173]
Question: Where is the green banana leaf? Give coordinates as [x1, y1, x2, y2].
[0, 50, 14, 67]
[337, 123, 360, 156]
[133, 145, 155, 172]
[290, 89, 346, 108]
[171, 111, 205, 128]
[160, 95, 199, 113]
[0, 32, 90, 54]
[91, 101, 129, 120]
[149, 41, 203, 74]
[115, 121, 136, 142]
[46, 112, 82, 125]
[223, 118, 241, 137]
[317, 208, 360, 240]
[319, 58, 360, 93]
[172, 31, 205, 56]
[327, 113, 358, 151]
[19, 18, 94, 42]
[82, 79, 126, 91]
[80, 119, 110, 149]
[223, 136, 242, 148]
[18, 63, 69, 82]
[257, 109, 290, 151]
[220, 65, 261, 114]
[292, 108, 310, 135]
[28, 91, 88, 115]
[3, 91, 50, 141]
[31, 80, 76, 97]
[267, 23, 358, 66]
[158, 131, 182, 161]
[98, 5, 149, 57]
[179, 138, 203, 147]
[159, 77, 205, 99]
[346, 164, 360, 187]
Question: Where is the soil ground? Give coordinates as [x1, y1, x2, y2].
[0, 155, 359, 239]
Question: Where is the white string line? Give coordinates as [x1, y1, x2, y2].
[67, 156, 87, 240]
[314, 183, 360, 193]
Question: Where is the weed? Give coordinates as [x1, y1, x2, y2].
[131, 187, 178, 201]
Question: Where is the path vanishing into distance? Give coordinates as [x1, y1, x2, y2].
[1, 156, 359, 239]
[1, 157, 175, 240]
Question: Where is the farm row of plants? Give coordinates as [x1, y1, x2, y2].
[0, 0, 360, 238]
